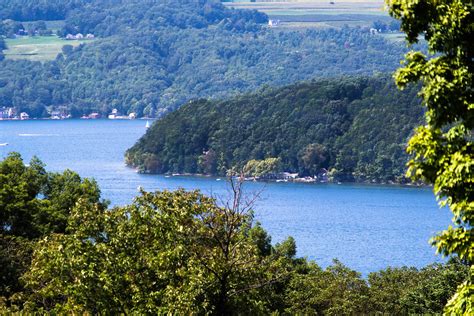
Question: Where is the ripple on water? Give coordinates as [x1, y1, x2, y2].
[0, 119, 451, 274]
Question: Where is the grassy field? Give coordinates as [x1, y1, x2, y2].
[4, 36, 92, 62]
[223, 0, 391, 29]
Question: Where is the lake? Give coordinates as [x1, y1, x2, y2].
[0, 119, 451, 274]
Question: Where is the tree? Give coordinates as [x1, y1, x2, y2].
[0, 152, 105, 238]
[0, 153, 106, 308]
[0, 152, 48, 238]
[243, 157, 281, 179]
[299, 143, 329, 176]
[387, 0, 473, 313]
[284, 259, 370, 315]
[19, 180, 293, 313]
[61, 44, 74, 56]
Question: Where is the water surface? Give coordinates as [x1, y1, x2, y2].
[0, 119, 451, 274]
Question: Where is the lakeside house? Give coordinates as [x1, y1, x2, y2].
[0, 107, 16, 120]
[108, 108, 119, 119]
[80, 112, 101, 119]
[268, 19, 280, 27]
[108, 108, 137, 119]
[50, 106, 71, 120]
[245, 169, 329, 183]
[0, 107, 29, 120]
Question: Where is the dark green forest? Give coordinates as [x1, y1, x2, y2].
[126, 76, 423, 183]
[0, 0, 416, 118]
[0, 0, 91, 21]
[0, 154, 468, 314]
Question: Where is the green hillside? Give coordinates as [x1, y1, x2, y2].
[126, 75, 423, 183]
[0, 0, 416, 118]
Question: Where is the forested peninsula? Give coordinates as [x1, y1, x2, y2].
[126, 76, 423, 183]
[0, 0, 414, 118]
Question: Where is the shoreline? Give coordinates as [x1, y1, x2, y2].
[0, 117, 155, 121]
[132, 168, 430, 189]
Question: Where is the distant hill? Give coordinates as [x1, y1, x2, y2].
[0, 0, 91, 21]
[0, 0, 416, 118]
[126, 75, 423, 183]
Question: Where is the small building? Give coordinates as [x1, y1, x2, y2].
[280, 172, 299, 180]
[66, 34, 75, 40]
[369, 28, 378, 35]
[75, 33, 84, 39]
[85, 33, 95, 39]
[7, 107, 16, 118]
[108, 108, 119, 119]
[316, 168, 329, 182]
[50, 111, 61, 119]
[0, 108, 8, 120]
[20, 112, 29, 120]
[268, 19, 280, 27]
[128, 112, 137, 119]
[89, 112, 100, 119]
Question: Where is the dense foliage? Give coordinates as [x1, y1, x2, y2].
[0, 0, 416, 118]
[388, 0, 473, 313]
[0, 0, 91, 21]
[0, 38, 4, 61]
[126, 76, 423, 183]
[0, 152, 106, 304]
[0, 154, 468, 314]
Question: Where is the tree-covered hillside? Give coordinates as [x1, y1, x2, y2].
[0, 0, 416, 118]
[0, 0, 91, 21]
[126, 76, 423, 183]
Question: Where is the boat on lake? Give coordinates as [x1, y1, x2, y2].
[0, 143, 8, 146]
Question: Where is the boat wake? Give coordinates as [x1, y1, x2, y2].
[18, 133, 60, 137]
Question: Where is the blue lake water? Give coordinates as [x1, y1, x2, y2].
[0, 119, 451, 274]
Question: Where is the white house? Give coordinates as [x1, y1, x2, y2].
[268, 19, 280, 27]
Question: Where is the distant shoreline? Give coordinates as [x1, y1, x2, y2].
[130, 169, 430, 189]
[0, 117, 156, 121]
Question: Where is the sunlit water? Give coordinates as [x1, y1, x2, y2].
[0, 120, 451, 274]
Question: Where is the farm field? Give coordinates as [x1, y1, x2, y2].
[223, 0, 391, 29]
[4, 36, 92, 62]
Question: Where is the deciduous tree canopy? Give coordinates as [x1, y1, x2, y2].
[0, 155, 469, 313]
[388, 0, 474, 312]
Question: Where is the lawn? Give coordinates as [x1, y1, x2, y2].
[4, 35, 92, 62]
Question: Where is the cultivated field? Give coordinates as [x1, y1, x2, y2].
[4, 36, 92, 62]
[223, 0, 391, 29]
